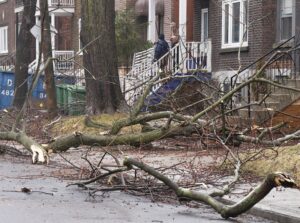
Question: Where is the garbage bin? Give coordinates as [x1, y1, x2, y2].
[56, 84, 70, 113]
[66, 85, 86, 115]
[0, 71, 14, 109]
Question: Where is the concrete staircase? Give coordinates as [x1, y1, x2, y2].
[238, 79, 300, 124]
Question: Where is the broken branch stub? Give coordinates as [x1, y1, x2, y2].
[0, 131, 48, 164]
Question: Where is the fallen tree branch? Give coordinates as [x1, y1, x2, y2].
[0, 131, 48, 163]
[109, 111, 187, 135]
[123, 157, 298, 219]
[84, 116, 111, 129]
[236, 129, 300, 146]
[209, 136, 241, 197]
[48, 125, 198, 152]
[67, 166, 129, 187]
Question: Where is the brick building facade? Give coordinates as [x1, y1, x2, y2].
[0, 0, 298, 80]
[0, 0, 16, 57]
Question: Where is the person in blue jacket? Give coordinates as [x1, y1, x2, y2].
[153, 34, 170, 72]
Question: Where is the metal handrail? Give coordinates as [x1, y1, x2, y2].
[0, 51, 16, 71]
[124, 40, 212, 105]
[229, 35, 296, 112]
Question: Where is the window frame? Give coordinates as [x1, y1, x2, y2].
[278, 0, 295, 42]
[78, 18, 82, 55]
[221, 0, 248, 49]
[201, 8, 209, 42]
[0, 26, 8, 54]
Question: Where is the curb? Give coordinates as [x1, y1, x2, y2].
[247, 206, 300, 223]
[220, 198, 300, 223]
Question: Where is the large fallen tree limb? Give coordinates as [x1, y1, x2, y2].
[0, 131, 48, 163]
[47, 124, 198, 152]
[123, 157, 298, 219]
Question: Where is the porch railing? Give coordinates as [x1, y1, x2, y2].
[29, 50, 74, 73]
[16, 0, 75, 8]
[49, 0, 75, 7]
[0, 51, 16, 72]
[123, 39, 212, 105]
[53, 50, 74, 71]
[34, 0, 75, 8]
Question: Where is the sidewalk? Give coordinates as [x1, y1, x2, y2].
[224, 185, 300, 223]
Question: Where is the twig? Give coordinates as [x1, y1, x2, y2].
[67, 166, 129, 187]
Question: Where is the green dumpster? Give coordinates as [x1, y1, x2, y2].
[56, 84, 69, 112]
[66, 85, 86, 115]
[56, 84, 86, 115]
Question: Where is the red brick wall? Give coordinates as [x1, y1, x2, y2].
[0, 0, 16, 58]
[186, 0, 194, 41]
[56, 16, 72, 50]
[209, 0, 276, 73]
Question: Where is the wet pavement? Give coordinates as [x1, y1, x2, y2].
[0, 156, 276, 223]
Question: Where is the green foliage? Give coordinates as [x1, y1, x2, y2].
[115, 10, 152, 67]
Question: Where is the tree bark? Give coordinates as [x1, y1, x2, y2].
[81, 0, 126, 114]
[40, 0, 57, 118]
[13, 0, 37, 109]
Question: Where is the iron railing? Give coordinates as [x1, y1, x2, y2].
[123, 40, 212, 105]
[229, 35, 299, 118]
[29, 50, 74, 73]
[0, 51, 16, 72]
[53, 50, 74, 71]
[18, 0, 75, 8]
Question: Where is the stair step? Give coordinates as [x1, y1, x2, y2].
[250, 101, 280, 110]
[226, 115, 254, 128]
[260, 93, 291, 103]
[284, 79, 300, 88]
[266, 87, 300, 101]
[239, 108, 275, 123]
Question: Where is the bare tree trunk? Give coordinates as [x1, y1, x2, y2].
[13, 0, 37, 109]
[40, 1, 57, 118]
[81, 0, 126, 114]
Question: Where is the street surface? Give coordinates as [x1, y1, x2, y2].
[0, 155, 276, 223]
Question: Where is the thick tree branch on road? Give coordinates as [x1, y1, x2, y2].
[0, 132, 48, 163]
[123, 157, 298, 219]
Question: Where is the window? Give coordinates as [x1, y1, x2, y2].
[0, 26, 8, 54]
[157, 15, 164, 36]
[201, 8, 208, 42]
[78, 18, 82, 53]
[279, 0, 293, 41]
[222, 0, 248, 48]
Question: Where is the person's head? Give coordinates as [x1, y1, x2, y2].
[159, 34, 165, 40]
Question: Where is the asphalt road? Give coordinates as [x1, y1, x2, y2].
[0, 156, 276, 223]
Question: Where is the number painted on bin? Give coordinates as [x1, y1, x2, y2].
[1, 90, 14, 96]
[39, 92, 47, 99]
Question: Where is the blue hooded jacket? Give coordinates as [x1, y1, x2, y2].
[154, 34, 169, 61]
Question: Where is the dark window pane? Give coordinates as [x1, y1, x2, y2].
[232, 2, 240, 43]
[281, 17, 292, 40]
[243, 1, 248, 42]
[203, 12, 208, 40]
[225, 4, 229, 44]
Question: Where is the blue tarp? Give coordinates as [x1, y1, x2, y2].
[142, 72, 212, 111]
